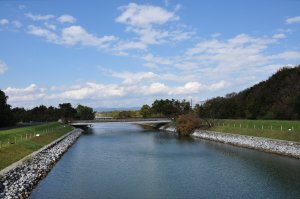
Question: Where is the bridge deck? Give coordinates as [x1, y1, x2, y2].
[71, 118, 171, 128]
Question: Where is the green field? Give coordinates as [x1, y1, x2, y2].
[0, 122, 73, 170]
[211, 119, 300, 142]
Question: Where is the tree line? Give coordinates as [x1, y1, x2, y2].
[196, 66, 300, 120]
[0, 89, 94, 127]
[140, 99, 192, 118]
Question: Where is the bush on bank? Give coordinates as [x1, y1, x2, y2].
[176, 114, 201, 136]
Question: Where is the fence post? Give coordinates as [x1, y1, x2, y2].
[8, 138, 9, 144]
[271, 125, 272, 130]
[234, 123, 236, 128]
[281, 125, 283, 131]
[240, 124, 241, 128]
[26, 134, 27, 140]
[254, 124, 256, 129]
[262, 125, 263, 130]
[292, 126, 294, 131]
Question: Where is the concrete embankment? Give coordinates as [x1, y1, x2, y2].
[158, 124, 300, 159]
[0, 129, 82, 199]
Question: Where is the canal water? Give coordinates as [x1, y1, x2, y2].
[30, 123, 300, 199]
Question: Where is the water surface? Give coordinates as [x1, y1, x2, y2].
[30, 123, 300, 199]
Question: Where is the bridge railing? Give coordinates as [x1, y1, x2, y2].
[72, 118, 171, 123]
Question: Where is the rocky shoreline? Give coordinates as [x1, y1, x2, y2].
[158, 125, 300, 159]
[192, 130, 300, 159]
[0, 129, 82, 199]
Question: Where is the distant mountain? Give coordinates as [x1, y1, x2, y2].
[200, 65, 300, 120]
[94, 107, 141, 112]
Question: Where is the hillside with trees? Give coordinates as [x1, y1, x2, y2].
[198, 66, 300, 120]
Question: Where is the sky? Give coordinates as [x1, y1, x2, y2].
[0, 0, 300, 109]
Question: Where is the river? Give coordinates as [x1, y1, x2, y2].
[29, 123, 300, 199]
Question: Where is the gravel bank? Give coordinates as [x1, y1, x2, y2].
[157, 124, 300, 159]
[192, 130, 300, 159]
[159, 126, 177, 133]
[0, 129, 82, 199]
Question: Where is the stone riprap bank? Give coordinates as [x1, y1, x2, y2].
[192, 130, 300, 159]
[0, 129, 82, 199]
[158, 125, 300, 159]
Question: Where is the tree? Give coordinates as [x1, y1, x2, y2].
[151, 99, 191, 118]
[11, 107, 27, 123]
[76, 104, 95, 120]
[197, 65, 300, 120]
[117, 111, 133, 119]
[0, 90, 16, 127]
[176, 113, 200, 136]
[59, 103, 76, 123]
[140, 104, 151, 118]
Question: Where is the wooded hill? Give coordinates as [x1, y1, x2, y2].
[198, 65, 300, 120]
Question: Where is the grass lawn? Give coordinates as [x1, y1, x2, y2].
[0, 122, 73, 170]
[211, 119, 300, 142]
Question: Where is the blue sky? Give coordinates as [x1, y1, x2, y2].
[0, 0, 300, 108]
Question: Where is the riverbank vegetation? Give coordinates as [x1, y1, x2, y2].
[211, 119, 300, 142]
[176, 114, 201, 136]
[0, 122, 73, 170]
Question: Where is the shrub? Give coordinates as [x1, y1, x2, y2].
[176, 114, 200, 136]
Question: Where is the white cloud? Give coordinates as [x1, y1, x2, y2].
[27, 25, 117, 48]
[44, 22, 56, 30]
[140, 82, 169, 95]
[60, 25, 117, 47]
[4, 84, 46, 103]
[57, 15, 77, 23]
[286, 16, 300, 24]
[170, 81, 203, 95]
[169, 80, 228, 95]
[47, 82, 125, 100]
[12, 20, 22, 28]
[27, 25, 58, 42]
[0, 18, 9, 25]
[0, 60, 8, 74]
[185, 34, 275, 73]
[271, 51, 300, 60]
[116, 3, 178, 27]
[273, 33, 285, 39]
[114, 40, 146, 51]
[112, 71, 157, 84]
[140, 34, 278, 73]
[142, 53, 174, 65]
[206, 80, 228, 91]
[113, 2, 192, 53]
[25, 13, 55, 21]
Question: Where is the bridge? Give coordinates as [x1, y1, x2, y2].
[70, 118, 171, 129]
